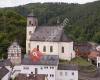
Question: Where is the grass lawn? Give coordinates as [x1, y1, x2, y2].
[71, 56, 92, 66]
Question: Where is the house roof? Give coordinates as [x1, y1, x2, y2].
[29, 74, 46, 80]
[74, 42, 92, 53]
[8, 41, 21, 50]
[0, 59, 12, 67]
[88, 50, 100, 59]
[16, 74, 26, 80]
[0, 67, 9, 79]
[58, 64, 78, 70]
[16, 73, 46, 80]
[22, 55, 59, 66]
[30, 26, 72, 42]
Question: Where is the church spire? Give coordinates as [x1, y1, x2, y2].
[28, 9, 36, 17]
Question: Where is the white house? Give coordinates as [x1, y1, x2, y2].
[26, 13, 75, 61]
[10, 55, 58, 80]
[97, 54, 100, 68]
[56, 64, 78, 80]
[8, 55, 78, 80]
[8, 41, 22, 65]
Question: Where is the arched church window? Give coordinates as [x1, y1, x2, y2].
[50, 46, 53, 52]
[37, 45, 39, 51]
[29, 21, 31, 25]
[43, 46, 46, 52]
[62, 47, 64, 53]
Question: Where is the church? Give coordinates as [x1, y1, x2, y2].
[26, 13, 75, 60]
[2, 13, 78, 80]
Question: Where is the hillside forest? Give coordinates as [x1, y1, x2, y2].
[0, 1, 100, 58]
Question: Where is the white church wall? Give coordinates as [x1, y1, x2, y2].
[26, 27, 36, 40]
[26, 40, 30, 54]
[59, 42, 75, 60]
[28, 41, 75, 60]
[30, 41, 59, 55]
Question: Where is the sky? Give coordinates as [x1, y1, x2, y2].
[0, 0, 97, 8]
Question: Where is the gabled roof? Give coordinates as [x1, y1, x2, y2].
[74, 42, 92, 53]
[0, 67, 9, 79]
[30, 26, 72, 42]
[8, 41, 21, 50]
[22, 55, 59, 65]
[16, 73, 46, 80]
[58, 64, 78, 70]
[0, 59, 12, 67]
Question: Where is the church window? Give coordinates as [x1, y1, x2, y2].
[98, 63, 100, 67]
[37, 45, 39, 51]
[29, 21, 31, 25]
[35, 21, 36, 25]
[43, 46, 46, 52]
[50, 46, 53, 52]
[62, 47, 64, 53]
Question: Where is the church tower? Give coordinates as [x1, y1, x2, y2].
[26, 13, 38, 54]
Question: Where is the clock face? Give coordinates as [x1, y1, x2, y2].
[29, 48, 42, 62]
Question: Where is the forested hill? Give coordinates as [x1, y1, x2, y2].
[0, 1, 100, 57]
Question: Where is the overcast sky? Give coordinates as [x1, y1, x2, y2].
[0, 0, 97, 7]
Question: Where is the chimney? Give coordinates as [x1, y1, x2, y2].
[35, 68, 37, 75]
